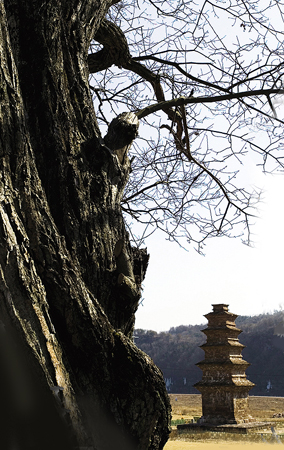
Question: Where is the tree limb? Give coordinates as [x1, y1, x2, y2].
[136, 89, 284, 120]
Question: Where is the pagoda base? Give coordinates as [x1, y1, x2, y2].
[195, 385, 254, 424]
[177, 421, 273, 434]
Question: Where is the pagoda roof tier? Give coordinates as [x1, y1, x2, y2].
[196, 358, 250, 367]
[205, 312, 238, 325]
[194, 379, 255, 388]
[200, 341, 245, 349]
[203, 305, 239, 328]
[201, 325, 242, 334]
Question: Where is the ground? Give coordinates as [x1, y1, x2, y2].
[165, 394, 284, 449]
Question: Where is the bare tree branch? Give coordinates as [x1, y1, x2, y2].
[136, 89, 284, 120]
[88, 0, 284, 248]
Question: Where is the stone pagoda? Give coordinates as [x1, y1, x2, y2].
[194, 304, 255, 424]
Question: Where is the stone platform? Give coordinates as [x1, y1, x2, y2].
[177, 422, 273, 434]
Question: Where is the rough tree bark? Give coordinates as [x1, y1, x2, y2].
[0, 1, 171, 449]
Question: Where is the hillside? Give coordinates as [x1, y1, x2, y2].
[134, 311, 284, 396]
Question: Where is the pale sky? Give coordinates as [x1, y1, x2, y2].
[135, 172, 284, 332]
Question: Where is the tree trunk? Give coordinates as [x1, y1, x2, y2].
[0, 1, 171, 448]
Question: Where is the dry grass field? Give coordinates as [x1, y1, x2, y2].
[165, 394, 284, 450]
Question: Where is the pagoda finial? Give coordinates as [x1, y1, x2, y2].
[212, 304, 228, 312]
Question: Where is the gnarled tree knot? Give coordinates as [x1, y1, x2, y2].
[104, 112, 139, 164]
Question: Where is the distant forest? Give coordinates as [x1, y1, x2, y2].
[134, 311, 284, 396]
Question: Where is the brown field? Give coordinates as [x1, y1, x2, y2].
[165, 394, 284, 450]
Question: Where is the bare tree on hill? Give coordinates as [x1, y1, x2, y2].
[0, 0, 284, 448]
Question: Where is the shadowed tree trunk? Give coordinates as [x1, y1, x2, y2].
[0, 1, 171, 448]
